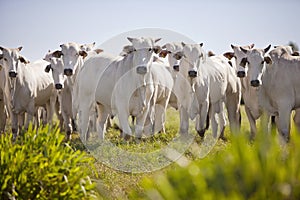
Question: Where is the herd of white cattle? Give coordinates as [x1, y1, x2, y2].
[0, 37, 299, 142]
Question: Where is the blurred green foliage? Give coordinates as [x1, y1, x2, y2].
[137, 128, 300, 200]
[0, 125, 98, 199]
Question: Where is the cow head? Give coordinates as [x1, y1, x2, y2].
[80, 42, 96, 52]
[181, 42, 205, 79]
[56, 42, 87, 76]
[0, 46, 30, 78]
[159, 42, 184, 72]
[239, 45, 271, 87]
[127, 37, 161, 75]
[43, 50, 66, 90]
[227, 44, 255, 78]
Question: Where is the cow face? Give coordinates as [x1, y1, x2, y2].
[230, 44, 254, 78]
[240, 45, 271, 87]
[43, 50, 66, 90]
[160, 43, 184, 73]
[80, 42, 96, 52]
[127, 37, 161, 75]
[0, 46, 29, 78]
[181, 43, 205, 78]
[58, 43, 87, 76]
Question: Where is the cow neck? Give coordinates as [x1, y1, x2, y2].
[15, 62, 26, 86]
[73, 57, 84, 80]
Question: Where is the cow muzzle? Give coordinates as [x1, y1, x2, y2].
[136, 66, 148, 75]
[64, 68, 73, 76]
[188, 70, 197, 78]
[237, 71, 246, 78]
[250, 80, 260, 87]
[173, 65, 179, 72]
[9, 71, 17, 78]
[55, 83, 63, 90]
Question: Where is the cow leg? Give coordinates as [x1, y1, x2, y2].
[210, 103, 219, 138]
[154, 104, 166, 134]
[225, 93, 241, 134]
[61, 108, 72, 140]
[96, 104, 109, 140]
[179, 106, 189, 135]
[293, 108, 300, 133]
[135, 107, 150, 138]
[277, 107, 292, 142]
[218, 102, 227, 140]
[78, 101, 93, 142]
[0, 94, 7, 133]
[55, 95, 64, 131]
[11, 113, 19, 139]
[196, 101, 209, 137]
[244, 106, 257, 140]
[47, 95, 56, 127]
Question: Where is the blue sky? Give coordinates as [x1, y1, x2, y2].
[1, 0, 299, 61]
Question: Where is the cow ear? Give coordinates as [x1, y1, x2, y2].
[52, 50, 63, 58]
[264, 44, 271, 54]
[0, 47, 3, 51]
[249, 43, 255, 49]
[223, 52, 235, 60]
[292, 51, 300, 56]
[181, 42, 186, 47]
[264, 56, 272, 64]
[154, 38, 161, 43]
[199, 43, 203, 47]
[153, 45, 162, 54]
[159, 50, 168, 58]
[161, 44, 167, 49]
[231, 44, 236, 50]
[79, 50, 88, 58]
[44, 64, 52, 73]
[207, 51, 215, 57]
[94, 48, 103, 54]
[127, 37, 134, 43]
[240, 47, 248, 54]
[19, 56, 29, 64]
[17, 46, 23, 51]
[240, 57, 248, 68]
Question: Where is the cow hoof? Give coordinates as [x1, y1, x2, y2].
[219, 135, 227, 141]
[197, 129, 206, 138]
[124, 134, 132, 141]
[66, 131, 72, 141]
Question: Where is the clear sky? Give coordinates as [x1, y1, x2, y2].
[1, 0, 299, 61]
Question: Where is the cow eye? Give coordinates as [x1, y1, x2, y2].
[148, 48, 152, 52]
[174, 55, 180, 60]
[261, 61, 264, 64]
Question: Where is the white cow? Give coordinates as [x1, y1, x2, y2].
[240, 45, 300, 141]
[208, 54, 242, 134]
[158, 42, 185, 110]
[76, 37, 161, 141]
[145, 60, 173, 134]
[174, 43, 229, 139]
[44, 50, 75, 139]
[0, 52, 28, 134]
[0, 46, 57, 136]
[223, 44, 265, 138]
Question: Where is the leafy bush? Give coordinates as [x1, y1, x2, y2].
[0, 125, 98, 199]
[138, 129, 300, 199]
